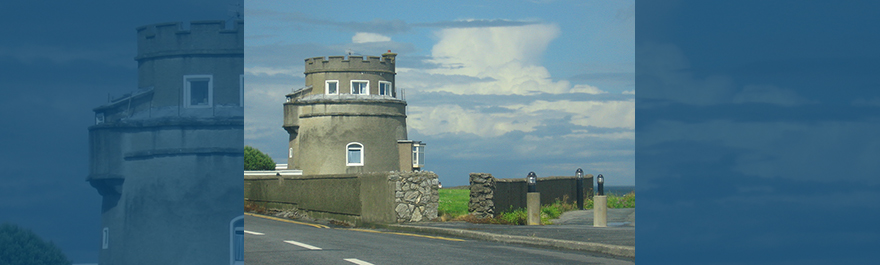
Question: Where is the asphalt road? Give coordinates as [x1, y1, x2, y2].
[245, 215, 634, 265]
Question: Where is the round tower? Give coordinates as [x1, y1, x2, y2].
[89, 20, 243, 265]
[284, 52, 410, 175]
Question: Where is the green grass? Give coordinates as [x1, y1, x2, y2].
[438, 189, 635, 225]
[438, 188, 470, 218]
[496, 196, 578, 225]
[605, 191, 636, 208]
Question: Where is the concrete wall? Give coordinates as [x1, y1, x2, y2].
[89, 119, 243, 265]
[284, 97, 408, 175]
[89, 20, 243, 265]
[303, 53, 397, 97]
[469, 174, 593, 215]
[244, 171, 437, 225]
[135, 20, 244, 116]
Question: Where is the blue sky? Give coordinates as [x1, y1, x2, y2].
[6, 1, 879, 264]
[637, 1, 880, 263]
[0, 1, 239, 263]
[244, 0, 635, 187]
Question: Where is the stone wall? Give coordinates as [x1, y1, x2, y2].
[392, 171, 439, 222]
[468, 173, 496, 218]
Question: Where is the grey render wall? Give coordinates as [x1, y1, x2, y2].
[135, 20, 244, 117]
[284, 97, 408, 175]
[244, 171, 438, 225]
[477, 175, 594, 213]
[284, 53, 410, 175]
[303, 54, 397, 97]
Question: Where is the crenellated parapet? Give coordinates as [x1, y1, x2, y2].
[135, 20, 243, 62]
[304, 52, 397, 75]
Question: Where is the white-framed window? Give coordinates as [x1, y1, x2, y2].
[239, 74, 244, 106]
[412, 144, 425, 167]
[95, 112, 105, 125]
[326, 80, 339, 95]
[289, 148, 293, 158]
[351, 80, 369, 95]
[102, 227, 109, 250]
[379, 81, 392, 97]
[230, 216, 244, 265]
[184, 75, 213, 108]
[346, 142, 364, 166]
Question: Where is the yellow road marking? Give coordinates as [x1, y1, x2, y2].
[346, 228, 465, 242]
[245, 212, 330, 229]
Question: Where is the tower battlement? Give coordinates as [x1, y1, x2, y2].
[304, 52, 397, 74]
[135, 20, 243, 62]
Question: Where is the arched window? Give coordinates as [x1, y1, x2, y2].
[230, 215, 244, 265]
[346, 143, 364, 166]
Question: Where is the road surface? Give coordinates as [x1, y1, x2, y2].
[245, 215, 634, 264]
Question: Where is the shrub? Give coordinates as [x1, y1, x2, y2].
[244, 146, 275, 170]
[498, 208, 527, 225]
[0, 223, 71, 265]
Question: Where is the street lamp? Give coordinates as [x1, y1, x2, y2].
[576, 168, 584, 210]
[526, 171, 540, 225]
[594, 174, 607, 227]
[527, 171, 537, 192]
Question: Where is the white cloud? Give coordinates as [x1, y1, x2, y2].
[507, 99, 635, 129]
[401, 24, 588, 95]
[642, 120, 880, 185]
[622, 90, 635, 94]
[352, 32, 391, 43]
[408, 104, 536, 137]
[571, 84, 607, 94]
[638, 42, 813, 107]
[852, 97, 880, 107]
[732, 84, 812, 106]
[408, 99, 634, 138]
[245, 66, 302, 77]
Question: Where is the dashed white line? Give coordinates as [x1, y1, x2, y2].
[344, 258, 375, 265]
[243, 230, 264, 235]
[283, 240, 322, 250]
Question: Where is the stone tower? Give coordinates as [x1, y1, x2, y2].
[284, 52, 425, 175]
[88, 20, 244, 265]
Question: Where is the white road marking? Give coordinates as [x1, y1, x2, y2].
[344, 258, 375, 265]
[243, 230, 264, 235]
[283, 240, 322, 250]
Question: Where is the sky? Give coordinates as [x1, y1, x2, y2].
[243, 0, 636, 187]
[0, 1, 240, 263]
[637, 1, 880, 264]
[5, 1, 879, 264]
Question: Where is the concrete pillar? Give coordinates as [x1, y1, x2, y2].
[527, 192, 541, 225]
[593, 195, 607, 227]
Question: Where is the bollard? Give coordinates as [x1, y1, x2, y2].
[526, 172, 540, 225]
[576, 168, 584, 210]
[593, 174, 607, 227]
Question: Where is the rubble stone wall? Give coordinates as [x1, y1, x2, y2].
[468, 173, 496, 218]
[392, 171, 439, 222]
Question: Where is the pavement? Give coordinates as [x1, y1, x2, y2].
[369, 208, 635, 259]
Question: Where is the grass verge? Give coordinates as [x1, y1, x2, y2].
[438, 189, 469, 220]
[438, 189, 635, 225]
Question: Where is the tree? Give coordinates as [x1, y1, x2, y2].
[244, 145, 275, 170]
[0, 223, 71, 265]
